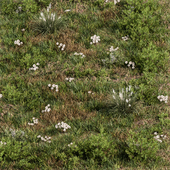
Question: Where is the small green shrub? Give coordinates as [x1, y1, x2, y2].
[0, 0, 20, 17]
[3, 127, 27, 143]
[61, 127, 117, 167]
[0, 138, 36, 169]
[128, 71, 168, 106]
[116, 0, 170, 75]
[125, 129, 162, 165]
[1, 80, 45, 111]
[18, 0, 39, 14]
[132, 42, 169, 75]
[157, 112, 170, 127]
[0, 0, 39, 20]
[92, 0, 106, 10]
[0, 130, 51, 169]
[1, 84, 23, 105]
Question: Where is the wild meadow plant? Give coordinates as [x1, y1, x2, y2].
[29, 2, 71, 36]
[125, 129, 164, 165]
[1, 0, 41, 21]
[0, 0, 170, 169]
[116, 0, 170, 75]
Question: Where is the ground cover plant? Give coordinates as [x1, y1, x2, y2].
[0, 0, 170, 169]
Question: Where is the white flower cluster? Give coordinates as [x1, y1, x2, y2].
[0, 141, 6, 146]
[29, 63, 40, 71]
[41, 104, 51, 113]
[90, 35, 100, 45]
[102, 35, 131, 65]
[157, 95, 168, 103]
[55, 121, 71, 132]
[16, 6, 22, 13]
[122, 35, 130, 41]
[47, 78, 76, 93]
[88, 91, 95, 95]
[73, 52, 86, 59]
[68, 142, 77, 148]
[105, 0, 120, 5]
[65, 77, 75, 82]
[109, 46, 119, 63]
[37, 135, 51, 143]
[153, 132, 167, 143]
[125, 61, 135, 69]
[56, 42, 65, 51]
[28, 117, 38, 126]
[14, 39, 23, 46]
[48, 84, 58, 92]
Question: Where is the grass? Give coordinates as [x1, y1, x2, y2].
[0, 0, 170, 169]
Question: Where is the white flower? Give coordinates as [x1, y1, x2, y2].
[14, 39, 20, 44]
[28, 123, 34, 126]
[40, 12, 46, 22]
[18, 6, 22, 11]
[157, 139, 162, 143]
[65, 9, 71, 12]
[33, 119, 38, 124]
[114, 0, 120, 5]
[122, 35, 129, 41]
[119, 92, 124, 101]
[51, 13, 56, 21]
[109, 46, 119, 52]
[49, 3, 51, 9]
[47, 3, 51, 13]
[113, 95, 116, 100]
[110, 53, 116, 63]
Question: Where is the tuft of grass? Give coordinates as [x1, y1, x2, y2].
[0, 0, 170, 169]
